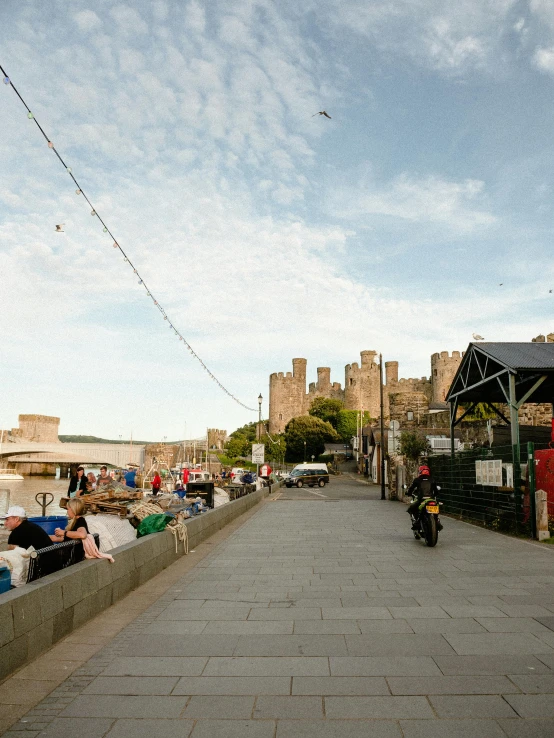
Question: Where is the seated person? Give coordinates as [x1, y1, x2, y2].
[50, 498, 89, 542]
[4, 506, 52, 550]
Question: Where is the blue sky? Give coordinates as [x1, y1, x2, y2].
[1, 0, 554, 441]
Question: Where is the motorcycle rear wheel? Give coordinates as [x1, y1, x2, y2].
[423, 515, 438, 547]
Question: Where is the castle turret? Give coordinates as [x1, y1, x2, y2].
[269, 358, 308, 434]
[385, 361, 398, 385]
[431, 351, 464, 403]
[344, 351, 381, 418]
[317, 367, 331, 391]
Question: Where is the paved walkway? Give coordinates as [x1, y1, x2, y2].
[3, 485, 554, 738]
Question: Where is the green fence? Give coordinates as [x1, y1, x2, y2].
[427, 443, 539, 537]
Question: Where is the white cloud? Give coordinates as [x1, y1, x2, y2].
[73, 10, 102, 32]
[109, 5, 148, 35]
[533, 46, 554, 74]
[330, 174, 496, 231]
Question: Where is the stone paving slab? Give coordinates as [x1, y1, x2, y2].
[4, 488, 554, 738]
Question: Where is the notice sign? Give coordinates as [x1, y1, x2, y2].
[252, 443, 265, 464]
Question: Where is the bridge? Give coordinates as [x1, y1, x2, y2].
[0, 442, 145, 467]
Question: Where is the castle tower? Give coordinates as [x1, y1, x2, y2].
[269, 358, 308, 434]
[430, 351, 464, 403]
[317, 367, 331, 391]
[385, 361, 399, 385]
[18, 414, 60, 443]
[344, 351, 381, 418]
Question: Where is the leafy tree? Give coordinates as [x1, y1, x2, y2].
[309, 398, 344, 428]
[284, 416, 339, 462]
[459, 403, 497, 421]
[335, 409, 373, 442]
[225, 435, 251, 459]
[229, 422, 258, 442]
[259, 433, 286, 464]
[398, 431, 430, 461]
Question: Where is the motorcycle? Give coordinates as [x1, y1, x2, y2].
[405, 486, 443, 547]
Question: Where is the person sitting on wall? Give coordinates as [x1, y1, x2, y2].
[96, 466, 112, 489]
[50, 498, 89, 542]
[68, 466, 87, 497]
[3, 506, 52, 550]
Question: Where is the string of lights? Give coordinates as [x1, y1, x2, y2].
[1, 64, 256, 412]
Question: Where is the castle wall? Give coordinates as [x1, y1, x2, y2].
[17, 414, 60, 443]
[269, 358, 308, 434]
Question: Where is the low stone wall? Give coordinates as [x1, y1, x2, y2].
[0, 485, 274, 681]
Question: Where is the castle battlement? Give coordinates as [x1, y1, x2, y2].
[269, 348, 464, 434]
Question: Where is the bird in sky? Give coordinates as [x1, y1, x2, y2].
[549, 290, 552, 293]
[473, 333, 485, 341]
[55, 224, 65, 232]
[499, 283, 503, 286]
[312, 111, 331, 119]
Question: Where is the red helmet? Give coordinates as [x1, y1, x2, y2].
[419, 465, 430, 475]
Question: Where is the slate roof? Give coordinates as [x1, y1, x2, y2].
[473, 342, 554, 371]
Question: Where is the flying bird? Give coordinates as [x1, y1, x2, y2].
[55, 224, 65, 232]
[550, 290, 552, 293]
[473, 333, 485, 341]
[312, 111, 331, 119]
[499, 283, 503, 286]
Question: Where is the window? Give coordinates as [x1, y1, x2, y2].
[407, 411, 414, 421]
[279, 413, 282, 420]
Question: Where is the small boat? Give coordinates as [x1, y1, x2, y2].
[0, 469, 24, 481]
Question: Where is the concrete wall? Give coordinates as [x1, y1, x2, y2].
[0, 485, 273, 681]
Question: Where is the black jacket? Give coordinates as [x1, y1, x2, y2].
[68, 474, 87, 494]
[407, 474, 439, 502]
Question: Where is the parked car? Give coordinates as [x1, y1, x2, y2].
[230, 467, 246, 483]
[285, 465, 330, 488]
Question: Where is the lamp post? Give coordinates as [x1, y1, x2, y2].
[257, 394, 263, 480]
[379, 353, 386, 500]
[304, 441, 306, 462]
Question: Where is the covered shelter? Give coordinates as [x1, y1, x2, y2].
[446, 342, 554, 455]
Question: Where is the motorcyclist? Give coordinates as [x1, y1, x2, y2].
[406, 465, 442, 531]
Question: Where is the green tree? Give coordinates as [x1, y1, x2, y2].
[229, 422, 258, 442]
[284, 416, 339, 462]
[260, 434, 286, 464]
[308, 397, 344, 428]
[225, 435, 251, 459]
[335, 409, 373, 442]
[459, 403, 497, 421]
[399, 430, 430, 461]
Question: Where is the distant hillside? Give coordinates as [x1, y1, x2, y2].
[59, 435, 154, 445]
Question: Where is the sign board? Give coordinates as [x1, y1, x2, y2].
[252, 443, 265, 464]
[475, 459, 502, 486]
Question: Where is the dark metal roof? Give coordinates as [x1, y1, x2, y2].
[446, 342, 554, 404]
[473, 342, 554, 371]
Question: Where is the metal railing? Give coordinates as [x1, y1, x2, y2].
[27, 533, 101, 583]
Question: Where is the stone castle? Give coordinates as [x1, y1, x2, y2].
[269, 333, 554, 435]
[268, 350, 463, 434]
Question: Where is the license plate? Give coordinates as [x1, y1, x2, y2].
[426, 504, 439, 514]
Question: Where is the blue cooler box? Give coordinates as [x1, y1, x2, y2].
[28, 515, 68, 536]
[0, 564, 11, 593]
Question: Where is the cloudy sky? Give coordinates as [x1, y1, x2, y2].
[1, 0, 554, 441]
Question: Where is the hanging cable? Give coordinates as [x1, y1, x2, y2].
[1, 64, 256, 412]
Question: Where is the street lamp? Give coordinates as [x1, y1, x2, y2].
[257, 394, 263, 480]
[303, 440, 306, 462]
